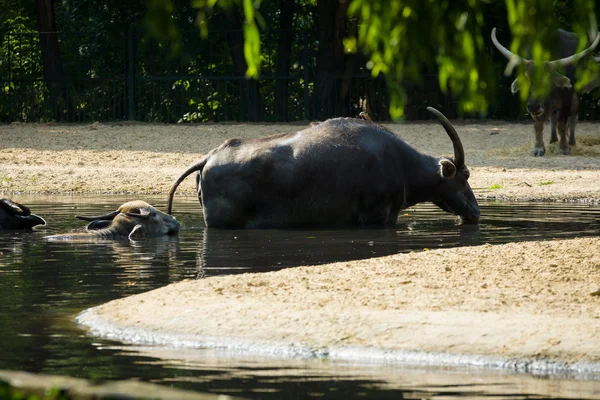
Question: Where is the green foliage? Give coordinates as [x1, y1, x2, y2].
[347, 0, 494, 119]
[190, 0, 263, 77]
[145, 0, 182, 54]
[242, 0, 262, 77]
[0, 380, 71, 400]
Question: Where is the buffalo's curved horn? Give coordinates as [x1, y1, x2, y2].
[491, 28, 526, 64]
[76, 210, 119, 222]
[124, 211, 151, 220]
[547, 32, 600, 67]
[0, 199, 31, 216]
[426, 107, 465, 169]
[168, 156, 209, 214]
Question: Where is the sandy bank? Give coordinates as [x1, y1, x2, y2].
[78, 237, 600, 374]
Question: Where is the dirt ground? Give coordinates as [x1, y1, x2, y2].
[2, 119, 600, 371]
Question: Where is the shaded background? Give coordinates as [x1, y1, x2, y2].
[1, 0, 600, 123]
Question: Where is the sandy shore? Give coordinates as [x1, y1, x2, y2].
[2, 119, 600, 374]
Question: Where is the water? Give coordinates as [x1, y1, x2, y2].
[1, 195, 599, 399]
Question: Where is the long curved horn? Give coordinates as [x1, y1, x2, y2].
[491, 27, 526, 64]
[168, 156, 209, 214]
[548, 32, 600, 67]
[426, 107, 465, 169]
[0, 199, 31, 216]
[76, 210, 119, 221]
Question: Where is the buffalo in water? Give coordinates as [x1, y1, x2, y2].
[491, 27, 600, 156]
[0, 198, 46, 230]
[167, 107, 479, 228]
[45, 200, 180, 240]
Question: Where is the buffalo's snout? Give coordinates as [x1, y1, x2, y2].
[460, 207, 480, 224]
[526, 101, 543, 116]
[165, 217, 181, 235]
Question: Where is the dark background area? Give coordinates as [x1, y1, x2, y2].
[1, 0, 600, 123]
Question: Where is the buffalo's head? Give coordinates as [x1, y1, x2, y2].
[76, 200, 180, 239]
[427, 108, 480, 224]
[0, 198, 46, 230]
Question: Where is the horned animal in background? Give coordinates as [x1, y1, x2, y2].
[491, 27, 600, 156]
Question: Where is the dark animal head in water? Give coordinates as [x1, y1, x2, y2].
[0, 198, 46, 230]
[45, 200, 180, 241]
[166, 107, 479, 228]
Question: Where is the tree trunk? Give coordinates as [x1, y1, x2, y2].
[36, 0, 71, 121]
[225, 10, 264, 122]
[274, 0, 295, 122]
[314, 0, 350, 119]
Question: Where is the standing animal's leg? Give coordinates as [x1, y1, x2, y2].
[549, 110, 558, 143]
[568, 94, 579, 146]
[556, 96, 572, 155]
[532, 119, 546, 157]
[568, 114, 578, 146]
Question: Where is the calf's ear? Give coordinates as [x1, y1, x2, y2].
[438, 159, 457, 179]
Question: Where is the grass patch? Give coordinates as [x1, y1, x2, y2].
[487, 183, 503, 190]
[579, 136, 600, 146]
[539, 180, 554, 186]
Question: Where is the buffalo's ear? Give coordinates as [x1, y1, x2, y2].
[438, 159, 457, 179]
[510, 78, 520, 94]
[551, 73, 572, 88]
[128, 223, 147, 240]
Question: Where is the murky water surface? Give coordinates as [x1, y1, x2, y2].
[1, 195, 599, 399]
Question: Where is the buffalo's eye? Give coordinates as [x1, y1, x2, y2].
[464, 168, 470, 180]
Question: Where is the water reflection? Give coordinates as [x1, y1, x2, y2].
[104, 345, 600, 399]
[0, 195, 599, 399]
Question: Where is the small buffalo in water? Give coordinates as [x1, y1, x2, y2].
[167, 107, 479, 228]
[45, 200, 180, 240]
[0, 198, 46, 230]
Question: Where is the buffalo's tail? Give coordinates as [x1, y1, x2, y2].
[168, 156, 209, 215]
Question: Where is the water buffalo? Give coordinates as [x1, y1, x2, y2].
[0, 198, 46, 230]
[167, 107, 479, 228]
[45, 200, 180, 240]
[491, 27, 600, 156]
